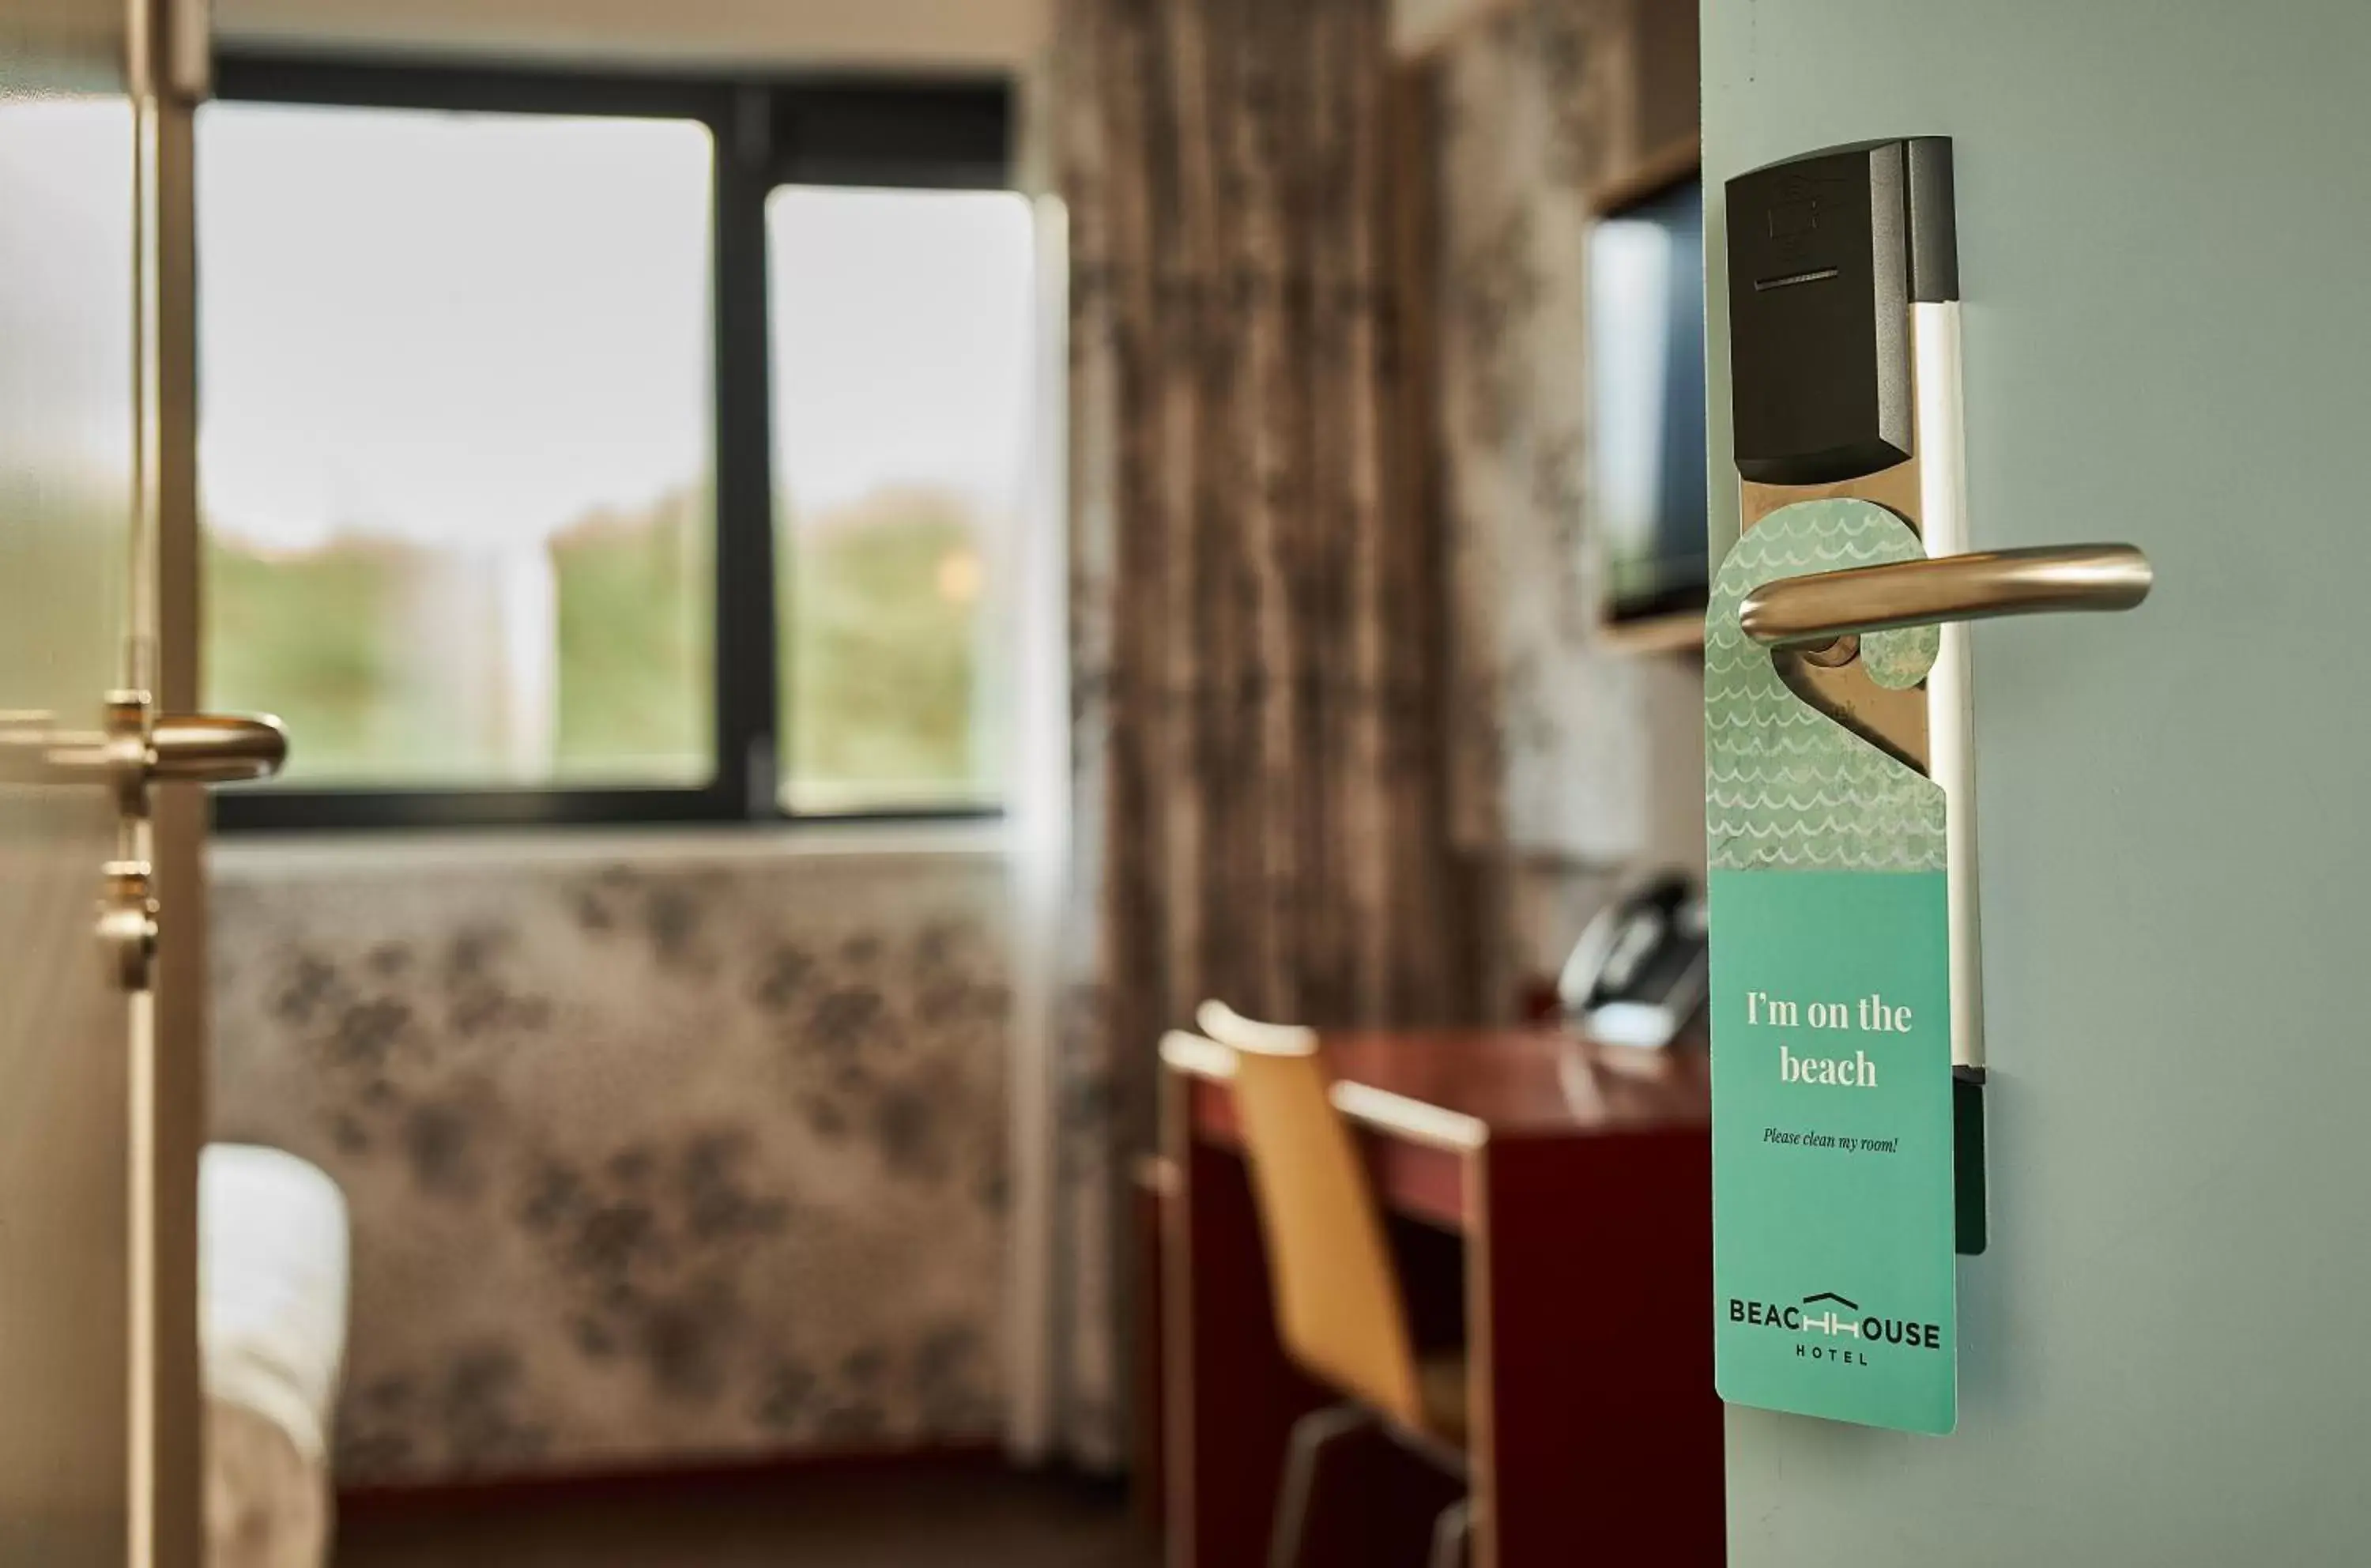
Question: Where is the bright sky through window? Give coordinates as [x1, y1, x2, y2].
[198, 104, 712, 550]
[767, 185, 1035, 531]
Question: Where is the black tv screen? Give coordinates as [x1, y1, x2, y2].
[1588, 175, 1709, 625]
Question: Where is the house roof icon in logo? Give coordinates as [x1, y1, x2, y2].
[1798, 1292, 1864, 1337]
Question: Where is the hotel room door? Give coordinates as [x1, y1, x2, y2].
[1704, 0, 2371, 1562]
[0, 0, 149, 1555]
[0, 0, 270, 1561]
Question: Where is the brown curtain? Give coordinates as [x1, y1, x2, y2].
[1049, 0, 1471, 1466]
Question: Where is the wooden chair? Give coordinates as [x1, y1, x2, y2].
[1181, 1001, 1471, 1568]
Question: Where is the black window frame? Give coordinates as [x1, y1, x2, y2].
[205, 54, 1015, 831]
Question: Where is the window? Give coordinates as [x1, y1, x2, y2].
[768, 188, 1033, 814]
[198, 62, 1020, 829]
[201, 104, 715, 790]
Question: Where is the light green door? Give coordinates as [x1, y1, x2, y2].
[1705, 1, 2371, 1562]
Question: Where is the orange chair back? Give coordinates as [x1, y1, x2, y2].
[1188, 1001, 1424, 1430]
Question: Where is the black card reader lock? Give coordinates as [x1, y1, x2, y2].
[1727, 137, 1958, 487]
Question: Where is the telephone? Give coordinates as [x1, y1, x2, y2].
[1555, 872, 1709, 1050]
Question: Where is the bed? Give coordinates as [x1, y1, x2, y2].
[201, 1144, 350, 1568]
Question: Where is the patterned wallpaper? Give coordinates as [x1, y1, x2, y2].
[210, 846, 1012, 1487]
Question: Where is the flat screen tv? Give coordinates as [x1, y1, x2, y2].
[1587, 170, 1709, 629]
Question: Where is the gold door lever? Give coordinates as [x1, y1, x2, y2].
[1739, 545, 2153, 648]
[9, 694, 289, 812]
[146, 710, 288, 784]
[99, 698, 286, 812]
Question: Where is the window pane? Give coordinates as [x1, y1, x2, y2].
[767, 187, 1033, 814]
[197, 103, 714, 788]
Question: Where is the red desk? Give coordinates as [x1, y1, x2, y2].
[1160, 1027, 1723, 1568]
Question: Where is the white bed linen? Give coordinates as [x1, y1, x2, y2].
[201, 1144, 349, 1568]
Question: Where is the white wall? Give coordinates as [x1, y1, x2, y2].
[214, 0, 1052, 70]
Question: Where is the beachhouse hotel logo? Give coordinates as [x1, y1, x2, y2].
[1728, 1289, 1943, 1366]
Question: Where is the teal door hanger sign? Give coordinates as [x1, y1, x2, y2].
[1708, 500, 1958, 1435]
[1711, 137, 1973, 1437]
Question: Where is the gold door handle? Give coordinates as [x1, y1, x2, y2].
[1738, 545, 2154, 648]
[51, 703, 286, 993]
[91, 693, 285, 809]
[145, 710, 288, 785]
[9, 695, 289, 812]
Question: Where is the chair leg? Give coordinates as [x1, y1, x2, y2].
[1427, 1497, 1472, 1568]
[1267, 1404, 1379, 1568]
